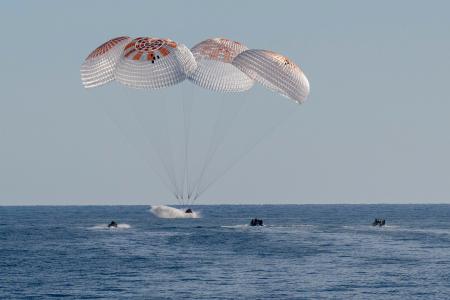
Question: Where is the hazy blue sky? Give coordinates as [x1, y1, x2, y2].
[1, 1, 449, 205]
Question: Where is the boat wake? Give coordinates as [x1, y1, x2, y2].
[150, 205, 200, 219]
[90, 223, 131, 230]
[221, 224, 249, 229]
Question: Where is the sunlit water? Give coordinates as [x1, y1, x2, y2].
[1, 205, 450, 299]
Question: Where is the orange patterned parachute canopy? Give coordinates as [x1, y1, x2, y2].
[114, 37, 196, 89]
[188, 38, 254, 92]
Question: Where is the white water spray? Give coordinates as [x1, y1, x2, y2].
[150, 205, 200, 219]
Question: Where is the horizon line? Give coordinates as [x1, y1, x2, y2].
[2, 202, 450, 207]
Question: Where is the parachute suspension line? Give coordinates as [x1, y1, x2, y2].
[189, 94, 227, 200]
[190, 95, 247, 201]
[161, 96, 183, 201]
[96, 98, 178, 200]
[181, 87, 194, 204]
[128, 96, 180, 200]
[193, 105, 298, 200]
[190, 95, 248, 203]
[131, 101, 179, 198]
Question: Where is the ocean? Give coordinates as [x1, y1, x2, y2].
[1, 204, 450, 299]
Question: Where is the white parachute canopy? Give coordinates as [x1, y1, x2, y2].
[81, 36, 132, 88]
[232, 49, 310, 103]
[188, 38, 254, 92]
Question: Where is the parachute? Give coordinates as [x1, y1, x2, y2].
[81, 36, 310, 205]
[232, 49, 310, 103]
[81, 36, 132, 88]
[115, 37, 196, 89]
[188, 38, 254, 92]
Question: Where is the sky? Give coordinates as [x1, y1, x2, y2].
[0, 0, 449, 205]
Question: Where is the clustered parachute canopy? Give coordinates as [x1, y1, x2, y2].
[81, 36, 311, 204]
[81, 36, 310, 102]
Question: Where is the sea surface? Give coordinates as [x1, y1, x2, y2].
[1, 205, 450, 299]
